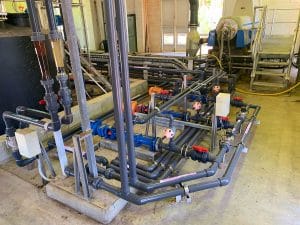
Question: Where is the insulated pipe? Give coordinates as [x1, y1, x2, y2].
[114, 0, 138, 184]
[61, 0, 98, 178]
[103, 0, 129, 194]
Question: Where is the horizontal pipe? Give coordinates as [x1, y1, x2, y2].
[3, 111, 53, 137]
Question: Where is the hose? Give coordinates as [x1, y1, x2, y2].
[236, 82, 300, 96]
[37, 157, 51, 182]
[207, 54, 224, 70]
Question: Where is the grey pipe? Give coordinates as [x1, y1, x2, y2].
[103, 0, 130, 194]
[44, 0, 57, 34]
[95, 105, 259, 194]
[114, 0, 138, 184]
[112, 127, 191, 173]
[16, 106, 51, 120]
[3, 111, 53, 137]
[189, 0, 199, 27]
[134, 71, 225, 125]
[60, 0, 98, 178]
[94, 108, 258, 204]
[25, 0, 42, 34]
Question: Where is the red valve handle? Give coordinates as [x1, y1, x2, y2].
[192, 145, 209, 153]
[220, 116, 229, 121]
[233, 96, 243, 101]
[38, 99, 46, 105]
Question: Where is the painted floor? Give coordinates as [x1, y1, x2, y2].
[0, 80, 300, 225]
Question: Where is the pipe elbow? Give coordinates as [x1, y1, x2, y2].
[205, 165, 217, 177]
[218, 177, 231, 186]
[61, 114, 73, 125]
[16, 106, 27, 115]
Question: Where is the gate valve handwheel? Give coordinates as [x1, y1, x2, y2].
[212, 85, 221, 93]
[163, 128, 175, 139]
[192, 145, 209, 153]
[192, 101, 202, 111]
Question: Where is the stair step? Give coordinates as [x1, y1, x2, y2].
[259, 52, 290, 59]
[252, 81, 285, 88]
[258, 61, 289, 67]
[255, 71, 286, 77]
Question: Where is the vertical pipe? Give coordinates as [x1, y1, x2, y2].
[104, 0, 130, 194]
[114, 0, 138, 183]
[60, 0, 98, 178]
[210, 104, 217, 150]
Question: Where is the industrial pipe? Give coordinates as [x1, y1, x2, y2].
[103, 0, 130, 194]
[61, 0, 98, 177]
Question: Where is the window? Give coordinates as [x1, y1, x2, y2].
[177, 33, 187, 45]
[163, 33, 174, 45]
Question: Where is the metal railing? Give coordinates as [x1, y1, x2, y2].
[251, 6, 267, 60]
[287, 9, 300, 79]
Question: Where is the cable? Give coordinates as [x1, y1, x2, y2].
[207, 54, 224, 70]
[236, 82, 300, 96]
[37, 157, 51, 182]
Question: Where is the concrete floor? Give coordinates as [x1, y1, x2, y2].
[0, 83, 300, 225]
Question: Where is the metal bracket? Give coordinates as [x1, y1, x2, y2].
[72, 131, 92, 199]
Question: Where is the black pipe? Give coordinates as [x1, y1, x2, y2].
[12, 150, 36, 167]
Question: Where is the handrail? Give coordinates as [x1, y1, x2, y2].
[251, 6, 267, 60]
[287, 9, 300, 80]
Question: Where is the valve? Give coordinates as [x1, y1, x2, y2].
[212, 85, 221, 94]
[217, 116, 233, 129]
[136, 104, 149, 114]
[192, 145, 209, 153]
[187, 145, 215, 163]
[192, 101, 202, 111]
[161, 110, 190, 121]
[163, 128, 175, 139]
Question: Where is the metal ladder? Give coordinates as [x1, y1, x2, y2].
[250, 7, 300, 90]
